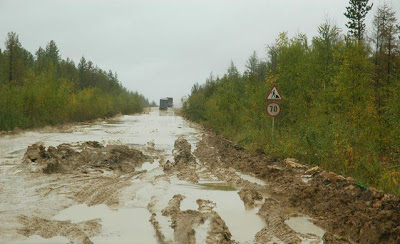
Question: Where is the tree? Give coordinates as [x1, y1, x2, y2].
[45, 40, 60, 66]
[35, 47, 46, 74]
[312, 21, 341, 90]
[78, 56, 88, 89]
[150, 100, 157, 107]
[371, 4, 400, 154]
[4, 32, 24, 84]
[344, 0, 373, 42]
[0, 48, 4, 83]
[373, 4, 399, 84]
[245, 51, 259, 75]
[227, 60, 239, 78]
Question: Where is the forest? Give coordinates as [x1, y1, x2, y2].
[0, 32, 149, 131]
[182, 1, 400, 195]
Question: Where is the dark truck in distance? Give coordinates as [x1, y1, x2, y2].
[167, 97, 173, 107]
[160, 97, 173, 110]
[159, 98, 168, 110]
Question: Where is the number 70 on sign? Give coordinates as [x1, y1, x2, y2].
[266, 102, 281, 117]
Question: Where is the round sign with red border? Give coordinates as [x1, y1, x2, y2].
[266, 102, 281, 117]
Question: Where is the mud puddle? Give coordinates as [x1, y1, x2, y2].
[235, 172, 266, 186]
[125, 171, 266, 243]
[285, 217, 325, 243]
[53, 204, 157, 244]
[135, 161, 160, 172]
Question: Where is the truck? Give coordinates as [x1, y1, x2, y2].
[167, 97, 173, 107]
[159, 98, 168, 110]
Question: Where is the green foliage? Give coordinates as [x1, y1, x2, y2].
[0, 32, 149, 131]
[344, 0, 373, 41]
[183, 7, 400, 195]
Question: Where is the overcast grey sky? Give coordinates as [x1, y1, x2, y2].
[0, 0, 399, 104]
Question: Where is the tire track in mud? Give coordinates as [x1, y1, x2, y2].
[73, 172, 142, 206]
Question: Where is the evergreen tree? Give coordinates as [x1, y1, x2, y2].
[245, 51, 259, 75]
[35, 47, 46, 74]
[45, 40, 60, 66]
[4, 32, 24, 84]
[227, 60, 239, 78]
[0, 48, 4, 83]
[344, 0, 373, 42]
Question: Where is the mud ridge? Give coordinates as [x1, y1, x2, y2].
[159, 194, 233, 244]
[163, 137, 199, 183]
[23, 141, 151, 174]
[17, 215, 101, 244]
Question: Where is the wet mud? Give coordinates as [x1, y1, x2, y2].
[160, 194, 233, 244]
[23, 141, 151, 174]
[2, 108, 399, 243]
[194, 132, 400, 244]
[17, 216, 101, 244]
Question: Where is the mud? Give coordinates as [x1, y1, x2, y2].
[194, 132, 400, 244]
[173, 136, 195, 165]
[4, 108, 400, 243]
[163, 137, 199, 183]
[18, 215, 101, 244]
[160, 195, 233, 244]
[237, 189, 263, 207]
[23, 141, 151, 174]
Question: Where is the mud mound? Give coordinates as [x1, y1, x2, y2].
[18, 215, 101, 244]
[196, 199, 216, 211]
[160, 195, 233, 244]
[162, 194, 185, 216]
[164, 137, 199, 183]
[238, 189, 263, 207]
[256, 198, 303, 244]
[23, 142, 151, 174]
[173, 136, 195, 164]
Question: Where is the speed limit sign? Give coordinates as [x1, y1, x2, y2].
[266, 102, 281, 117]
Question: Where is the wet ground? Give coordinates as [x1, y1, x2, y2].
[2, 108, 398, 243]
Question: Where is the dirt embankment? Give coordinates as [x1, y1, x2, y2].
[194, 132, 400, 244]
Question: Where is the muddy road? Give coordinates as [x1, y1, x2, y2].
[1, 108, 399, 244]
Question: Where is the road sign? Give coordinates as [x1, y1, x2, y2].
[266, 102, 281, 117]
[266, 85, 283, 100]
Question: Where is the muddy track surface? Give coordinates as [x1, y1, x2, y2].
[1, 108, 399, 244]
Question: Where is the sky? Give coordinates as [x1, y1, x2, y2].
[0, 0, 399, 105]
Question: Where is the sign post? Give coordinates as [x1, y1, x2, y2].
[266, 85, 283, 139]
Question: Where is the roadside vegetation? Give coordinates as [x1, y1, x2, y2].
[0, 32, 149, 131]
[182, 1, 400, 195]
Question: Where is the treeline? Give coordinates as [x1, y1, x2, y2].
[0, 32, 149, 131]
[183, 1, 400, 194]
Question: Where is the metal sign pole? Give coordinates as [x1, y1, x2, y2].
[272, 117, 275, 140]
